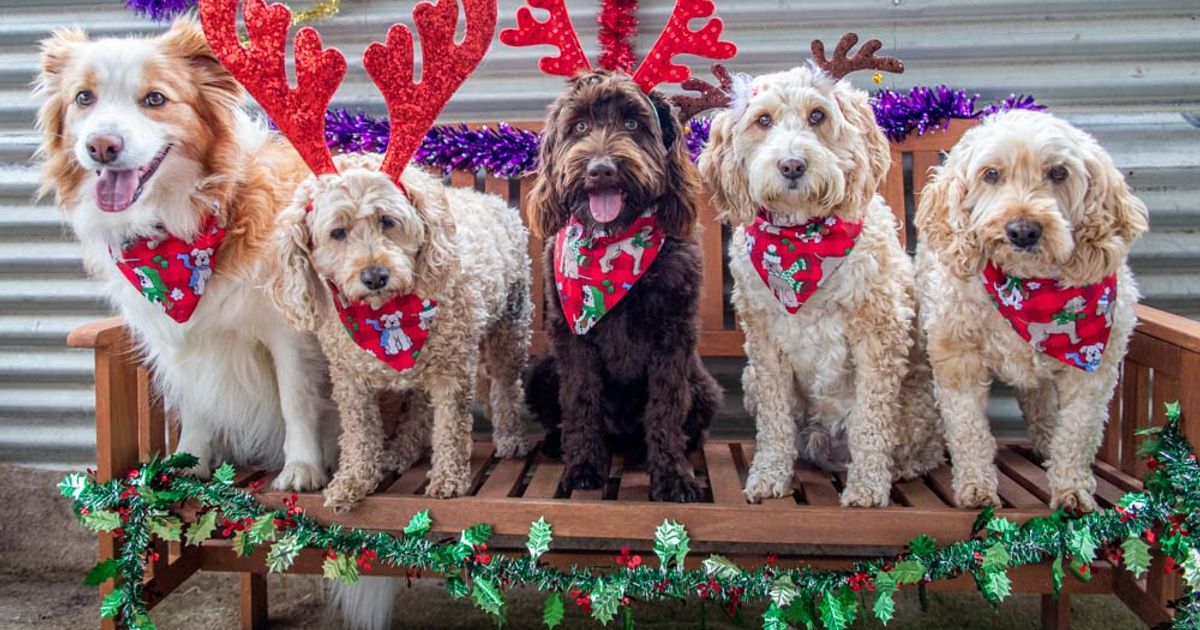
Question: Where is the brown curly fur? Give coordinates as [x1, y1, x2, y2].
[524, 71, 723, 502]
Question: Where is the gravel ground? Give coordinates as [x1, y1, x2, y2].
[0, 465, 1146, 629]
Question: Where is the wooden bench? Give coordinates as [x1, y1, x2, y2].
[68, 118, 1197, 628]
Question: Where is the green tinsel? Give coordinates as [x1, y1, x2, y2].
[61, 403, 1199, 630]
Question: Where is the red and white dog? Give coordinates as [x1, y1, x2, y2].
[34, 18, 333, 489]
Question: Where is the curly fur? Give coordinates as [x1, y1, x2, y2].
[699, 66, 943, 507]
[524, 71, 723, 502]
[34, 19, 333, 490]
[914, 110, 1148, 511]
[270, 154, 532, 511]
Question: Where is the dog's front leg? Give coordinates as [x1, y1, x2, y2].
[558, 340, 609, 492]
[1016, 381, 1058, 457]
[267, 328, 330, 491]
[928, 339, 1001, 508]
[424, 368, 475, 499]
[1046, 366, 1119, 512]
[842, 310, 908, 507]
[743, 332, 799, 502]
[643, 349, 704, 502]
[324, 376, 385, 512]
[174, 409, 215, 479]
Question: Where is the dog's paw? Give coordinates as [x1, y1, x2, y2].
[1050, 488, 1096, 513]
[274, 460, 329, 492]
[424, 470, 472, 499]
[493, 434, 530, 459]
[650, 472, 704, 503]
[322, 475, 373, 513]
[840, 482, 890, 508]
[954, 481, 1001, 509]
[561, 463, 605, 492]
[742, 468, 793, 503]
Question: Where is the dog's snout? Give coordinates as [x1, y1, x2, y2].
[777, 157, 807, 181]
[86, 133, 124, 165]
[586, 157, 618, 186]
[1005, 220, 1043, 249]
[359, 265, 390, 291]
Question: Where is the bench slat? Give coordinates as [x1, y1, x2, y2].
[995, 448, 1052, 503]
[997, 469, 1047, 509]
[795, 463, 840, 506]
[894, 478, 945, 508]
[383, 461, 431, 496]
[522, 454, 564, 500]
[703, 442, 746, 506]
[476, 458, 528, 499]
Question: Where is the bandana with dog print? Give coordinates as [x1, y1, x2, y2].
[111, 214, 225, 324]
[554, 213, 662, 335]
[981, 262, 1117, 372]
[327, 283, 438, 372]
[745, 212, 863, 314]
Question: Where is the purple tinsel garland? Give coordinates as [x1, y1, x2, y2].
[125, 0, 193, 20]
[320, 89, 1040, 177]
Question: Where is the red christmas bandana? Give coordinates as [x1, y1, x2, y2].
[553, 213, 662, 335]
[981, 262, 1117, 372]
[111, 214, 226, 324]
[328, 284, 438, 372]
[744, 212, 863, 314]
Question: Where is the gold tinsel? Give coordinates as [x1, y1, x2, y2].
[290, 0, 340, 26]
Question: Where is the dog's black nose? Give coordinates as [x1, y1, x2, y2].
[1005, 220, 1043, 249]
[586, 157, 618, 186]
[87, 133, 124, 164]
[359, 266, 390, 291]
[777, 157, 807, 180]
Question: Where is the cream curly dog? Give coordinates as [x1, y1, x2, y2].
[272, 154, 532, 510]
[915, 110, 1148, 511]
[700, 65, 943, 507]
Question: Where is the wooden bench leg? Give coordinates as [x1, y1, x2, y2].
[240, 573, 268, 630]
[1041, 593, 1070, 630]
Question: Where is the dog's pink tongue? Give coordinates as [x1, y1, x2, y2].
[588, 190, 624, 223]
[95, 169, 139, 212]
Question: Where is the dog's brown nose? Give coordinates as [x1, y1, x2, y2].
[1005, 220, 1043, 249]
[359, 266, 390, 291]
[586, 157, 618, 186]
[777, 157, 807, 180]
[86, 133, 124, 164]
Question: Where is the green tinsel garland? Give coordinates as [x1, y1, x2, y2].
[61, 402, 1199, 630]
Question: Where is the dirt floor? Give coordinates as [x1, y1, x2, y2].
[0, 465, 1147, 629]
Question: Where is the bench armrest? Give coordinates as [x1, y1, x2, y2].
[67, 316, 128, 350]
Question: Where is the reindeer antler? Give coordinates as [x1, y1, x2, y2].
[810, 32, 903, 81]
[671, 63, 734, 121]
[499, 0, 592, 78]
[198, 0, 346, 176]
[364, 0, 497, 183]
[631, 0, 736, 93]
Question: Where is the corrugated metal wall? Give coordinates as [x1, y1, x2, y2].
[1, 0, 1197, 466]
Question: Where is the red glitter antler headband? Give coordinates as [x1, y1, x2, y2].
[199, 0, 496, 187]
[500, 0, 736, 93]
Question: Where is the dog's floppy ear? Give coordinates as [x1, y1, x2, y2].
[160, 17, 242, 112]
[34, 27, 87, 205]
[402, 168, 459, 298]
[1066, 131, 1149, 280]
[270, 181, 325, 331]
[526, 92, 572, 239]
[652, 93, 699, 238]
[698, 109, 757, 226]
[832, 81, 891, 211]
[914, 138, 982, 279]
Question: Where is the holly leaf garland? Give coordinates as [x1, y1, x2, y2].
[148, 515, 183, 542]
[245, 514, 276, 546]
[971, 505, 996, 536]
[184, 511, 218, 546]
[653, 520, 690, 569]
[212, 463, 236, 485]
[526, 517, 553, 561]
[461, 523, 493, 549]
[762, 603, 789, 630]
[817, 586, 857, 630]
[99, 589, 126, 618]
[86, 559, 119, 586]
[1051, 554, 1065, 596]
[908, 535, 937, 559]
[981, 570, 1013, 605]
[890, 560, 926, 584]
[985, 516, 1018, 536]
[982, 542, 1011, 572]
[872, 570, 897, 625]
[446, 575, 469, 599]
[1182, 548, 1200, 593]
[471, 577, 505, 619]
[590, 579, 625, 626]
[404, 510, 432, 539]
[266, 534, 303, 573]
[543, 592, 565, 629]
[769, 574, 799, 609]
[322, 552, 360, 584]
[1121, 536, 1151, 579]
[81, 510, 122, 533]
[702, 554, 743, 581]
[782, 596, 817, 630]
[1069, 528, 1098, 564]
[59, 472, 87, 500]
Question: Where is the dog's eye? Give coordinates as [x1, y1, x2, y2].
[75, 91, 95, 107]
[142, 92, 167, 108]
[330, 228, 347, 241]
[808, 109, 826, 126]
[983, 168, 1001, 184]
[756, 113, 773, 128]
[623, 119, 638, 131]
[574, 121, 589, 135]
[379, 216, 396, 230]
[1047, 165, 1069, 184]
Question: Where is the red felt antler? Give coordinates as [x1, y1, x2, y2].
[631, 0, 736, 93]
[364, 0, 497, 183]
[198, 0, 346, 176]
[499, 0, 592, 78]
